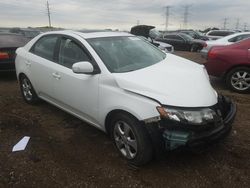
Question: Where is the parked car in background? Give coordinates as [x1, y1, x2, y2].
[201, 32, 250, 58]
[205, 30, 236, 40]
[205, 38, 250, 93]
[0, 33, 29, 71]
[156, 32, 206, 52]
[9, 27, 41, 39]
[15, 30, 236, 165]
[131, 25, 174, 53]
[167, 30, 209, 41]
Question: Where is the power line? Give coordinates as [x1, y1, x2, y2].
[46, 0, 52, 27]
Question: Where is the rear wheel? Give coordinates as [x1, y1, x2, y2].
[20, 75, 40, 104]
[110, 113, 153, 166]
[190, 44, 198, 52]
[226, 67, 250, 93]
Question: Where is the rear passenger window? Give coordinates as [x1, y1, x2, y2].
[58, 38, 90, 69]
[31, 35, 58, 61]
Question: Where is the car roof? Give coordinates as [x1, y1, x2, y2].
[216, 32, 250, 41]
[207, 30, 234, 33]
[42, 30, 133, 39]
[0, 33, 29, 48]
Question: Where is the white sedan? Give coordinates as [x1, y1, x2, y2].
[15, 30, 236, 165]
[201, 32, 250, 58]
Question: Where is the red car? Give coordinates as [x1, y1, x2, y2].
[205, 38, 250, 93]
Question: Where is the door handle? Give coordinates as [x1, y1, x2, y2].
[52, 72, 61, 80]
[25, 61, 31, 67]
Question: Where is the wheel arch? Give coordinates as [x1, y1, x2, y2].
[224, 64, 250, 79]
[18, 72, 27, 82]
[105, 109, 140, 136]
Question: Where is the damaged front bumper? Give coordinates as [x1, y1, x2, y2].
[148, 95, 236, 151]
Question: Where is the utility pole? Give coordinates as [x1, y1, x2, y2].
[137, 20, 140, 26]
[164, 6, 171, 31]
[235, 18, 240, 30]
[223, 18, 228, 30]
[46, 0, 52, 27]
[183, 5, 192, 29]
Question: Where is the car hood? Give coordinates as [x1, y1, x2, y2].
[113, 54, 217, 107]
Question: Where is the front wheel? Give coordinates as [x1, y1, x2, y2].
[110, 113, 153, 166]
[226, 67, 250, 93]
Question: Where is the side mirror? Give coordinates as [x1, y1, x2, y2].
[72, 61, 94, 74]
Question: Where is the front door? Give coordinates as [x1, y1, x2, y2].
[53, 36, 100, 126]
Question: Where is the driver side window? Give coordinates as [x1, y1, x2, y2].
[58, 38, 90, 69]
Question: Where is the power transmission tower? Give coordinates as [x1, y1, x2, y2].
[164, 6, 171, 31]
[223, 18, 228, 29]
[46, 0, 52, 27]
[183, 5, 192, 29]
[235, 18, 240, 30]
[243, 23, 248, 31]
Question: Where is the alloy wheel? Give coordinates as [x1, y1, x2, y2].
[21, 78, 33, 101]
[113, 121, 138, 159]
[231, 71, 250, 91]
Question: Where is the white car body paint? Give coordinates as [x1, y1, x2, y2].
[15, 30, 218, 133]
[201, 32, 250, 56]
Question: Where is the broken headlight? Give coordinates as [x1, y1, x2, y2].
[156, 106, 216, 125]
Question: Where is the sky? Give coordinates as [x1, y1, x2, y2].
[0, 0, 249, 31]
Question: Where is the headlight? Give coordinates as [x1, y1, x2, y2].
[156, 106, 216, 125]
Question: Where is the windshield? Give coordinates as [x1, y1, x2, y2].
[149, 29, 162, 39]
[87, 36, 166, 73]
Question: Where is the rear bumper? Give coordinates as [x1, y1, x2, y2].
[200, 49, 208, 59]
[148, 95, 236, 151]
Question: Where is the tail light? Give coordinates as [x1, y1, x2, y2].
[0, 52, 9, 60]
[208, 48, 217, 59]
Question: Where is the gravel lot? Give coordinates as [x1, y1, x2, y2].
[0, 52, 250, 188]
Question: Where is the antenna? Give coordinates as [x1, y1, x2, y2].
[46, 0, 52, 27]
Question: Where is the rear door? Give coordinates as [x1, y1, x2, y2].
[28, 35, 59, 100]
[164, 34, 186, 50]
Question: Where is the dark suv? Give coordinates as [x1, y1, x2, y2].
[167, 30, 209, 41]
[156, 33, 206, 52]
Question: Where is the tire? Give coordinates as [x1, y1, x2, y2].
[110, 113, 153, 166]
[226, 67, 250, 93]
[190, 44, 197, 52]
[19, 75, 40, 104]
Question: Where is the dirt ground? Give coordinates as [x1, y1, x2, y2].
[0, 52, 250, 188]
